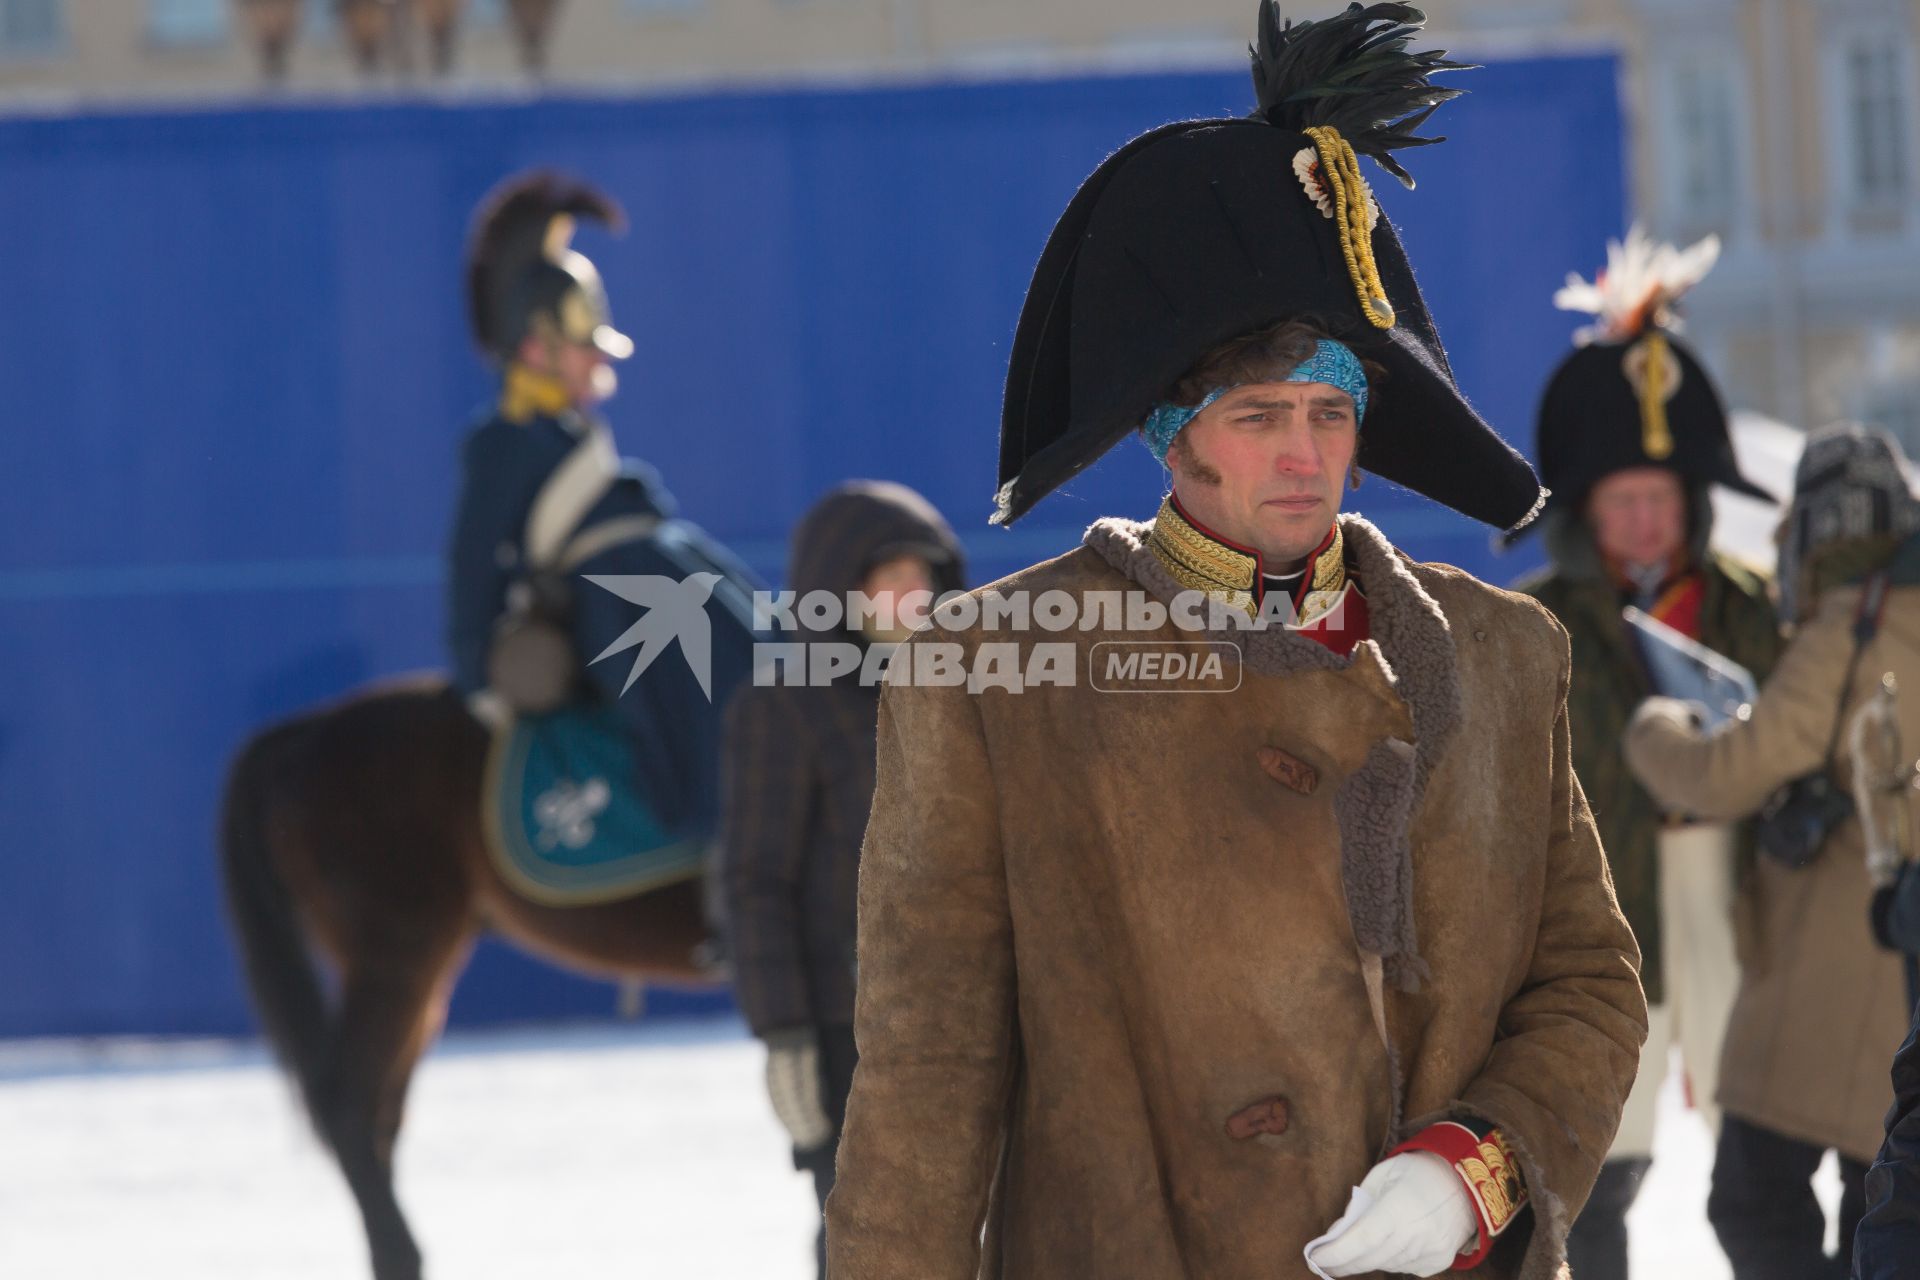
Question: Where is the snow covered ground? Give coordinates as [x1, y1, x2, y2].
[0, 1016, 1839, 1279]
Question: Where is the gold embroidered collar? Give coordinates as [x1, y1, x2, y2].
[1143, 495, 1347, 620]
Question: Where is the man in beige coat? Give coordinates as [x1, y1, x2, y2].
[1625, 423, 1919, 1279]
[826, 7, 1647, 1278]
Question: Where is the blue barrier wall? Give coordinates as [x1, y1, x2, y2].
[0, 56, 1620, 1037]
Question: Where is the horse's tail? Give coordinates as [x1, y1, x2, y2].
[219, 719, 330, 1133]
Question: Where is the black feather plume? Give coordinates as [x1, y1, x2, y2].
[1249, 2, 1471, 188]
[465, 169, 626, 355]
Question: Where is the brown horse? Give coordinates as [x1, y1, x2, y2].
[219, 675, 716, 1280]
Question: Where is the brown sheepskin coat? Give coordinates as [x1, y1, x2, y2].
[827, 512, 1648, 1280]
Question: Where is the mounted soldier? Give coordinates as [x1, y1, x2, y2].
[448, 170, 760, 902]
[219, 170, 769, 1280]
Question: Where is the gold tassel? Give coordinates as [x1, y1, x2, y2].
[1304, 125, 1395, 330]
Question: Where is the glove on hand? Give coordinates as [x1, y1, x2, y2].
[1305, 1151, 1478, 1278]
[763, 1027, 833, 1151]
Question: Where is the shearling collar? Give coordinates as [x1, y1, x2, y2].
[1084, 510, 1460, 743]
[1084, 509, 1463, 992]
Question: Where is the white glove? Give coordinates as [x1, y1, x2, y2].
[763, 1028, 833, 1151]
[1305, 1151, 1478, 1278]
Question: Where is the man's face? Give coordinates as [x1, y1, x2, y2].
[1168, 381, 1359, 571]
[518, 334, 614, 409]
[1586, 467, 1687, 569]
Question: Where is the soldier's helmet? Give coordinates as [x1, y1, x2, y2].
[465, 169, 633, 365]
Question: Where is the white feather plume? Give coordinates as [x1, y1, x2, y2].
[1553, 226, 1721, 345]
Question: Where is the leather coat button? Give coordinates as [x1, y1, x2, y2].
[1225, 1096, 1291, 1140]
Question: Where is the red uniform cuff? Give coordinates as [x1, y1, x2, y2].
[1389, 1120, 1529, 1270]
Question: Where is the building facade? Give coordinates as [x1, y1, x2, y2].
[2, 0, 1916, 437]
[1451, 0, 1920, 445]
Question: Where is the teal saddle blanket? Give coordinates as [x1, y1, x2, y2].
[483, 705, 707, 906]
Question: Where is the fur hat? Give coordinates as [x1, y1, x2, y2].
[1779, 423, 1920, 620]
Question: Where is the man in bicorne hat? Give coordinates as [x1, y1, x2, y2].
[1509, 231, 1783, 1280]
[826, 6, 1646, 1279]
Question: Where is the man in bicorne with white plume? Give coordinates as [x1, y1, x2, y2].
[1509, 230, 1784, 1280]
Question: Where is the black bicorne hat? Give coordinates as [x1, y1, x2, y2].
[465, 170, 634, 365]
[994, 2, 1544, 533]
[1522, 230, 1772, 539]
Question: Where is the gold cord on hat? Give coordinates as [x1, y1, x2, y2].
[1637, 331, 1676, 460]
[1304, 125, 1395, 330]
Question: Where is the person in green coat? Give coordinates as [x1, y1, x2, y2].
[1509, 231, 1784, 1280]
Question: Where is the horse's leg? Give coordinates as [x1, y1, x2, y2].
[318, 945, 467, 1280]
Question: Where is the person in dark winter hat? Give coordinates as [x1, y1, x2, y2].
[827, 7, 1645, 1278]
[718, 480, 966, 1280]
[1624, 423, 1920, 1280]
[1508, 229, 1784, 1280]
[1775, 425, 1920, 627]
[446, 169, 759, 844]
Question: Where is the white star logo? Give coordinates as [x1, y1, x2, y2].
[582, 572, 723, 700]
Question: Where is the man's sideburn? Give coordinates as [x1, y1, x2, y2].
[1168, 434, 1224, 487]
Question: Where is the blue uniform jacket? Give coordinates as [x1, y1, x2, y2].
[1859, 866, 1920, 1275]
[445, 408, 761, 838]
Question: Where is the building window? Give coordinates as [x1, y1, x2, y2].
[148, 0, 227, 48]
[1841, 38, 1912, 209]
[1662, 52, 1744, 235]
[0, 0, 62, 53]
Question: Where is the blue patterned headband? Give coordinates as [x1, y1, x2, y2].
[1140, 338, 1369, 464]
